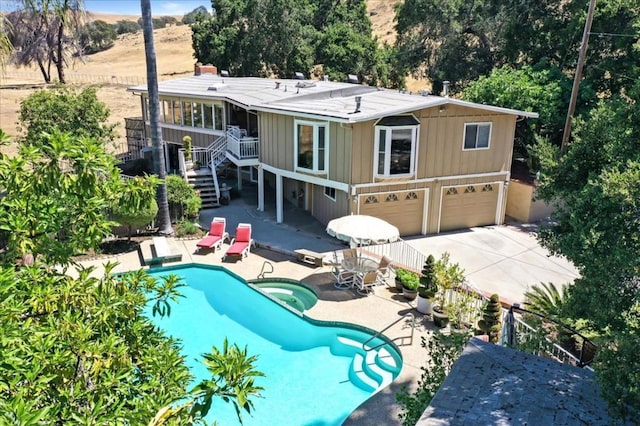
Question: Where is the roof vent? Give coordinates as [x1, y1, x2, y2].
[275, 81, 281, 89]
[442, 80, 450, 97]
[220, 70, 230, 77]
[295, 72, 305, 80]
[354, 96, 362, 113]
[347, 74, 359, 84]
[323, 75, 329, 82]
[295, 81, 316, 89]
[421, 89, 430, 96]
[207, 83, 225, 91]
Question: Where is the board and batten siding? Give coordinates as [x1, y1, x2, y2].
[258, 112, 352, 183]
[349, 105, 517, 185]
[312, 184, 349, 226]
[155, 126, 218, 148]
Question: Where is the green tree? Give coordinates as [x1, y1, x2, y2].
[115, 19, 140, 34]
[182, 5, 210, 25]
[463, 64, 576, 151]
[79, 19, 116, 54]
[532, 82, 640, 421]
[18, 86, 115, 147]
[394, 0, 640, 96]
[110, 176, 159, 240]
[166, 174, 202, 221]
[141, 0, 173, 235]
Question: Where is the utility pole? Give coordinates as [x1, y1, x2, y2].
[561, 0, 597, 153]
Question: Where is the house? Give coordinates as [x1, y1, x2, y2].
[127, 64, 537, 236]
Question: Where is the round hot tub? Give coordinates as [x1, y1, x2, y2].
[249, 278, 319, 312]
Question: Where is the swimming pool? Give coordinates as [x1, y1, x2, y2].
[146, 263, 402, 425]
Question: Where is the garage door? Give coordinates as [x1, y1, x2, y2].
[358, 190, 426, 236]
[440, 184, 499, 232]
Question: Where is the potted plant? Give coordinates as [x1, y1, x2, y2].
[394, 268, 405, 292]
[417, 254, 437, 315]
[182, 135, 193, 170]
[478, 294, 502, 343]
[432, 252, 465, 328]
[396, 268, 419, 301]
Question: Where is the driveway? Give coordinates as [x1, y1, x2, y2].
[404, 224, 580, 305]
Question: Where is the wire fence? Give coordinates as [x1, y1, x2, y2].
[1, 70, 146, 86]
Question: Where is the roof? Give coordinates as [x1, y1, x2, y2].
[417, 338, 613, 426]
[128, 75, 539, 123]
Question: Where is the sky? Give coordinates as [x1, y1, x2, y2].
[84, 0, 210, 16]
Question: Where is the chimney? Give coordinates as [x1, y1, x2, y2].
[194, 63, 218, 76]
[442, 80, 450, 97]
[347, 74, 359, 84]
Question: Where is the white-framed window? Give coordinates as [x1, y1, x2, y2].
[463, 122, 491, 150]
[294, 119, 328, 173]
[324, 186, 336, 201]
[374, 115, 419, 177]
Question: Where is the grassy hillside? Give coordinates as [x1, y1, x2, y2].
[1, 2, 408, 151]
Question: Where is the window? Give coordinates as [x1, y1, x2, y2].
[294, 120, 328, 173]
[182, 101, 193, 127]
[324, 186, 336, 201]
[192, 102, 203, 128]
[203, 104, 213, 129]
[374, 115, 419, 177]
[162, 100, 172, 123]
[214, 105, 224, 130]
[463, 123, 491, 150]
[172, 100, 181, 125]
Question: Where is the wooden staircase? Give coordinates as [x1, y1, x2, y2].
[185, 167, 219, 209]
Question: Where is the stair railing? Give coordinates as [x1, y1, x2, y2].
[362, 312, 415, 352]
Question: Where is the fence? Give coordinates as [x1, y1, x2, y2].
[2, 70, 146, 86]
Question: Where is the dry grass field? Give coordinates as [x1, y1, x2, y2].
[0, 2, 422, 155]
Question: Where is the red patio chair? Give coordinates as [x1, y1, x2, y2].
[196, 217, 229, 252]
[223, 223, 255, 260]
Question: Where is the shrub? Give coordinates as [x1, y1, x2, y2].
[419, 254, 438, 299]
[166, 174, 201, 221]
[174, 220, 200, 237]
[396, 268, 419, 291]
[478, 294, 502, 343]
[111, 198, 158, 240]
[115, 20, 141, 35]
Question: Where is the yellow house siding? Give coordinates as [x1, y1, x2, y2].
[312, 184, 349, 225]
[259, 113, 294, 170]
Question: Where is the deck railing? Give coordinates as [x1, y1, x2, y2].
[226, 129, 259, 159]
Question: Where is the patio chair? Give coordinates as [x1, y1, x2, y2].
[343, 248, 358, 259]
[377, 255, 393, 282]
[196, 217, 229, 252]
[354, 270, 382, 295]
[332, 265, 355, 289]
[223, 223, 255, 260]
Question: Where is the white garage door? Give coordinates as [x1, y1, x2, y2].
[358, 190, 426, 236]
[440, 184, 499, 232]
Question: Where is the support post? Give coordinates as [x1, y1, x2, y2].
[257, 166, 264, 212]
[276, 174, 283, 223]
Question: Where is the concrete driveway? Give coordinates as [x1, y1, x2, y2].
[404, 224, 580, 305]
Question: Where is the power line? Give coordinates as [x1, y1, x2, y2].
[589, 31, 639, 38]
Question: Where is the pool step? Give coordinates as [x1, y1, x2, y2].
[335, 335, 400, 393]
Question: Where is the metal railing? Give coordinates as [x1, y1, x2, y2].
[359, 239, 426, 274]
[257, 261, 274, 279]
[501, 306, 596, 370]
[362, 312, 415, 352]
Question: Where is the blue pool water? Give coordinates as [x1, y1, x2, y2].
[146, 264, 402, 425]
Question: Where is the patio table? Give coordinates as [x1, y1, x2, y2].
[341, 257, 379, 275]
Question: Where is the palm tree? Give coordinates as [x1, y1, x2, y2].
[140, 0, 172, 235]
[0, 13, 13, 73]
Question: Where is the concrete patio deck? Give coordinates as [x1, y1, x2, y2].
[79, 237, 430, 425]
